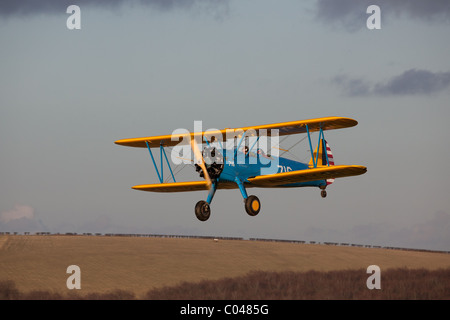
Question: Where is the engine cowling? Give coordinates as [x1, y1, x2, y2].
[195, 146, 224, 179]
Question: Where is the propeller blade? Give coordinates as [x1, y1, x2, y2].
[190, 136, 212, 190]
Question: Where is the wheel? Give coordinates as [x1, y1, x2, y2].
[245, 195, 261, 216]
[321, 190, 327, 198]
[195, 200, 211, 221]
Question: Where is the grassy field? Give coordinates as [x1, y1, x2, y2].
[1, 234, 449, 299]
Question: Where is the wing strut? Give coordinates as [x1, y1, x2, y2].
[145, 141, 176, 183]
[306, 124, 329, 168]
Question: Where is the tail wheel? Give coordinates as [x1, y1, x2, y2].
[195, 200, 211, 221]
[321, 190, 327, 198]
[245, 195, 261, 216]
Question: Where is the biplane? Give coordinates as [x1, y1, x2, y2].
[115, 117, 367, 221]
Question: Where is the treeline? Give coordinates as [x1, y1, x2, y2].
[1, 268, 449, 300]
[1, 232, 448, 254]
[249, 238, 450, 254]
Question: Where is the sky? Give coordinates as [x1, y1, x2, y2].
[1, 0, 449, 251]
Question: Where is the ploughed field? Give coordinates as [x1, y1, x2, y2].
[0, 235, 449, 299]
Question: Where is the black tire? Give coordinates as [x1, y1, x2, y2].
[195, 200, 211, 221]
[321, 190, 327, 198]
[245, 195, 261, 216]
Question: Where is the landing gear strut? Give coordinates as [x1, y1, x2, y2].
[235, 177, 260, 217]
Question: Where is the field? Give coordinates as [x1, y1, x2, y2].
[1, 234, 449, 299]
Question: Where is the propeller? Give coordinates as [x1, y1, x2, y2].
[190, 135, 212, 190]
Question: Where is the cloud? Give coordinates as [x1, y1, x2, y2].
[0, 205, 34, 223]
[315, 0, 369, 32]
[0, 205, 48, 233]
[374, 69, 450, 95]
[332, 69, 450, 96]
[315, 0, 450, 31]
[331, 74, 372, 96]
[0, 0, 229, 18]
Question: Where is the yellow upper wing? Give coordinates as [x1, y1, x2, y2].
[115, 116, 358, 148]
[247, 165, 367, 187]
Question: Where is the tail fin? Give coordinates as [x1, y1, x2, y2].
[309, 139, 335, 185]
[325, 140, 334, 185]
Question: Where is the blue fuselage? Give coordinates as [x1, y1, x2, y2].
[217, 149, 326, 188]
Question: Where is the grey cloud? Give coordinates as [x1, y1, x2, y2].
[315, 0, 369, 32]
[374, 69, 450, 95]
[315, 0, 450, 31]
[332, 69, 450, 96]
[331, 74, 372, 96]
[0, 0, 229, 17]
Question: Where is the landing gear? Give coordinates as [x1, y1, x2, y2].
[235, 177, 260, 217]
[195, 200, 211, 221]
[321, 190, 327, 198]
[194, 178, 261, 221]
[245, 195, 261, 216]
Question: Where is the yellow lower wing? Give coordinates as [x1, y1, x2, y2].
[132, 165, 366, 192]
[247, 165, 367, 187]
[132, 181, 238, 192]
